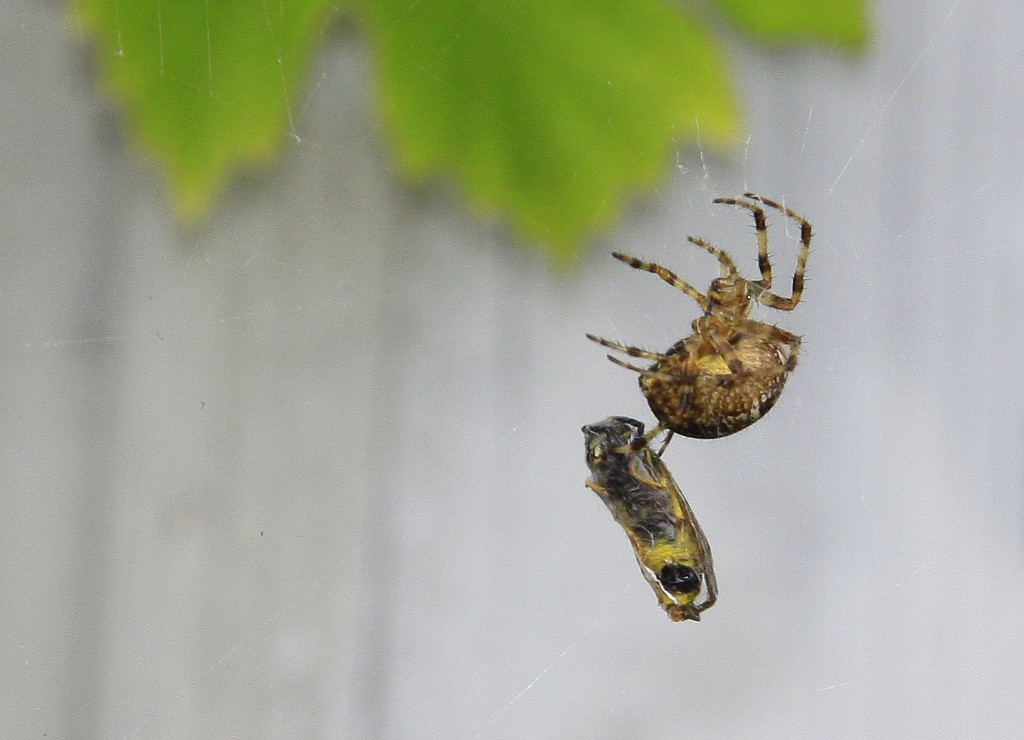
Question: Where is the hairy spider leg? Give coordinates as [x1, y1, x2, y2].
[694, 314, 802, 376]
[585, 334, 684, 381]
[585, 333, 683, 379]
[604, 354, 683, 381]
[712, 196, 772, 288]
[655, 430, 675, 457]
[585, 333, 663, 361]
[605, 355, 647, 374]
[684, 236, 739, 278]
[706, 332, 746, 374]
[739, 193, 811, 311]
[611, 253, 709, 310]
[641, 363, 788, 392]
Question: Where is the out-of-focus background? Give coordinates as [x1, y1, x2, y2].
[4, 1, 1024, 737]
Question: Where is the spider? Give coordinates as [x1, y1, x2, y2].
[587, 193, 810, 450]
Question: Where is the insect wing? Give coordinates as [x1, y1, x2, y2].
[662, 461, 716, 617]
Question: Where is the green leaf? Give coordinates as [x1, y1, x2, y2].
[74, 0, 338, 220]
[74, 0, 867, 262]
[356, 0, 740, 264]
[711, 0, 869, 49]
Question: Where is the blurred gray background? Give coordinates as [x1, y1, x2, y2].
[4, 1, 1024, 737]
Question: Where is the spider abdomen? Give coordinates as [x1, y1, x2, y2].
[640, 335, 791, 439]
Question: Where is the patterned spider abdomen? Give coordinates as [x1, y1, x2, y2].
[641, 334, 790, 439]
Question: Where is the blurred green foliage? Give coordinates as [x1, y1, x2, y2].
[74, 0, 867, 263]
[75, 0, 337, 221]
[714, 0, 868, 47]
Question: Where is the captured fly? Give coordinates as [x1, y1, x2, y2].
[582, 416, 717, 621]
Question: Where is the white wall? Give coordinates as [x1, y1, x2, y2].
[4, 1, 1024, 737]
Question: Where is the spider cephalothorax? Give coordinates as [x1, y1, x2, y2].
[588, 193, 810, 450]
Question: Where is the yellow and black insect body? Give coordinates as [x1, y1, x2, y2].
[582, 416, 717, 622]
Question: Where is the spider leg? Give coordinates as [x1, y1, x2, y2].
[713, 196, 772, 288]
[741, 193, 811, 311]
[695, 364, 788, 388]
[655, 430, 674, 457]
[686, 236, 739, 278]
[586, 333, 664, 361]
[609, 423, 666, 456]
[693, 315, 776, 375]
[785, 342, 799, 371]
[645, 358, 788, 389]
[620, 423, 672, 455]
[615, 359, 682, 382]
[606, 355, 647, 374]
[728, 316, 802, 360]
[602, 421, 676, 456]
[611, 252, 709, 310]
[707, 333, 745, 375]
